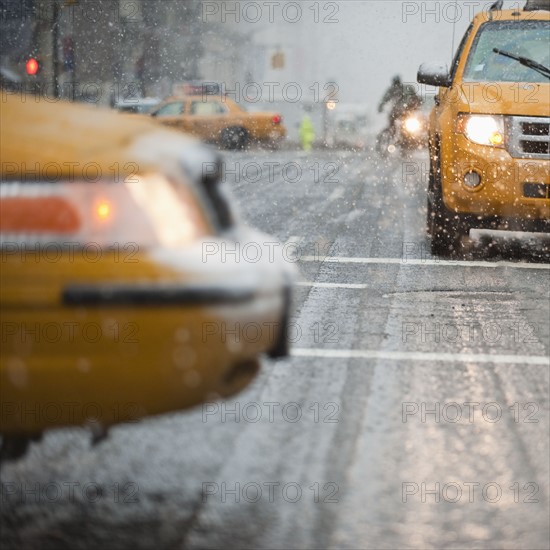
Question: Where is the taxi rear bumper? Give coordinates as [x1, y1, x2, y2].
[0, 280, 290, 435]
[1, 233, 294, 436]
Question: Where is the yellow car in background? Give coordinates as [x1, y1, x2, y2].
[0, 95, 292, 458]
[418, 1, 549, 255]
[150, 93, 286, 150]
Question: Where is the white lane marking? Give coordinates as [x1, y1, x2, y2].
[291, 348, 549, 365]
[300, 256, 550, 270]
[296, 282, 369, 289]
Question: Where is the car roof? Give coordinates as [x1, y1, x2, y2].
[1, 95, 199, 181]
[473, 8, 550, 24]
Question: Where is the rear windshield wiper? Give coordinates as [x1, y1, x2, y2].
[493, 47, 550, 79]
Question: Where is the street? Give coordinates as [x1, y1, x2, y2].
[1, 147, 549, 549]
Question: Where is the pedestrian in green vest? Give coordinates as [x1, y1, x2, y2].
[299, 114, 315, 152]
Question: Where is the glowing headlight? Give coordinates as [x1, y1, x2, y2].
[457, 114, 505, 147]
[404, 116, 421, 134]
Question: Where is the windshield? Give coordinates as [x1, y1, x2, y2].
[463, 20, 550, 83]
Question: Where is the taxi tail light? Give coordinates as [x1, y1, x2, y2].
[272, 114, 282, 125]
[0, 196, 80, 233]
[0, 176, 210, 248]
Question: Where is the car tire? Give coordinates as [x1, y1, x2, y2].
[221, 127, 249, 150]
[427, 143, 468, 257]
[376, 128, 393, 157]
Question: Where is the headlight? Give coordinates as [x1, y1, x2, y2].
[457, 114, 505, 147]
[403, 116, 421, 134]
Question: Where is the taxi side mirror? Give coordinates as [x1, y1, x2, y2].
[417, 63, 451, 87]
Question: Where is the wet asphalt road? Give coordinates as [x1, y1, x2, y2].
[1, 148, 549, 549]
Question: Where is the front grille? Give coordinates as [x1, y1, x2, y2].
[523, 183, 550, 199]
[522, 122, 549, 137]
[508, 116, 550, 160]
[521, 140, 550, 155]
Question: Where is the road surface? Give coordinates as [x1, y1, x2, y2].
[2, 148, 549, 550]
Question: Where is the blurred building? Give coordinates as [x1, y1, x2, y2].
[1, 0, 346, 142]
[0, 0, 205, 104]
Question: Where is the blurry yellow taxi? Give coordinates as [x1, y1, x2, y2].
[418, 1, 549, 255]
[0, 94, 292, 456]
[150, 93, 286, 150]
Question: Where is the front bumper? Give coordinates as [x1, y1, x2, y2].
[441, 135, 550, 222]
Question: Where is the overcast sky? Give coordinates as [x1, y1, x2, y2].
[232, 0, 523, 117]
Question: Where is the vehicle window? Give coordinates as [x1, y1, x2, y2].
[154, 102, 185, 116]
[463, 20, 550, 83]
[190, 101, 227, 115]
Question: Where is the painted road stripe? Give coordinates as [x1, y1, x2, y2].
[295, 282, 369, 289]
[291, 348, 549, 365]
[300, 256, 550, 270]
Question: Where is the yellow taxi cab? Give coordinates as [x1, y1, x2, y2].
[0, 94, 293, 458]
[150, 92, 286, 150]
[418, 0, 549, 255]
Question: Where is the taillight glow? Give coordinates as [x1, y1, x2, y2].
[272, 114, 282, 125]
[96, 201, 111, 220]
[1, 175, 211, 248]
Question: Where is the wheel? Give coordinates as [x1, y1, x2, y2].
[221, 127, 249, 150]
[376, 128, 393, 157]
[427, 144, 468, 257]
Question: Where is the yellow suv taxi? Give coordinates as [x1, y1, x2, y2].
[418, 0, 549, 255]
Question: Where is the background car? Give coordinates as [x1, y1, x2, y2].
[114, 97, 161, 115]
[150, 94, 286, 150]
[0, 95, 293, 459]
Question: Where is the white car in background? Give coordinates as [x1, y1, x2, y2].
[115, 97, 161, 115]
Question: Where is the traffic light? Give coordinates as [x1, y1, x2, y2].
[25, 58, 40, 76]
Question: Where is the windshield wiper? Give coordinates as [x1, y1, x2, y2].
[493, 47, 550, 79]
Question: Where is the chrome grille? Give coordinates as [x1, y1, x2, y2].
[507, 116, 550, 159]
